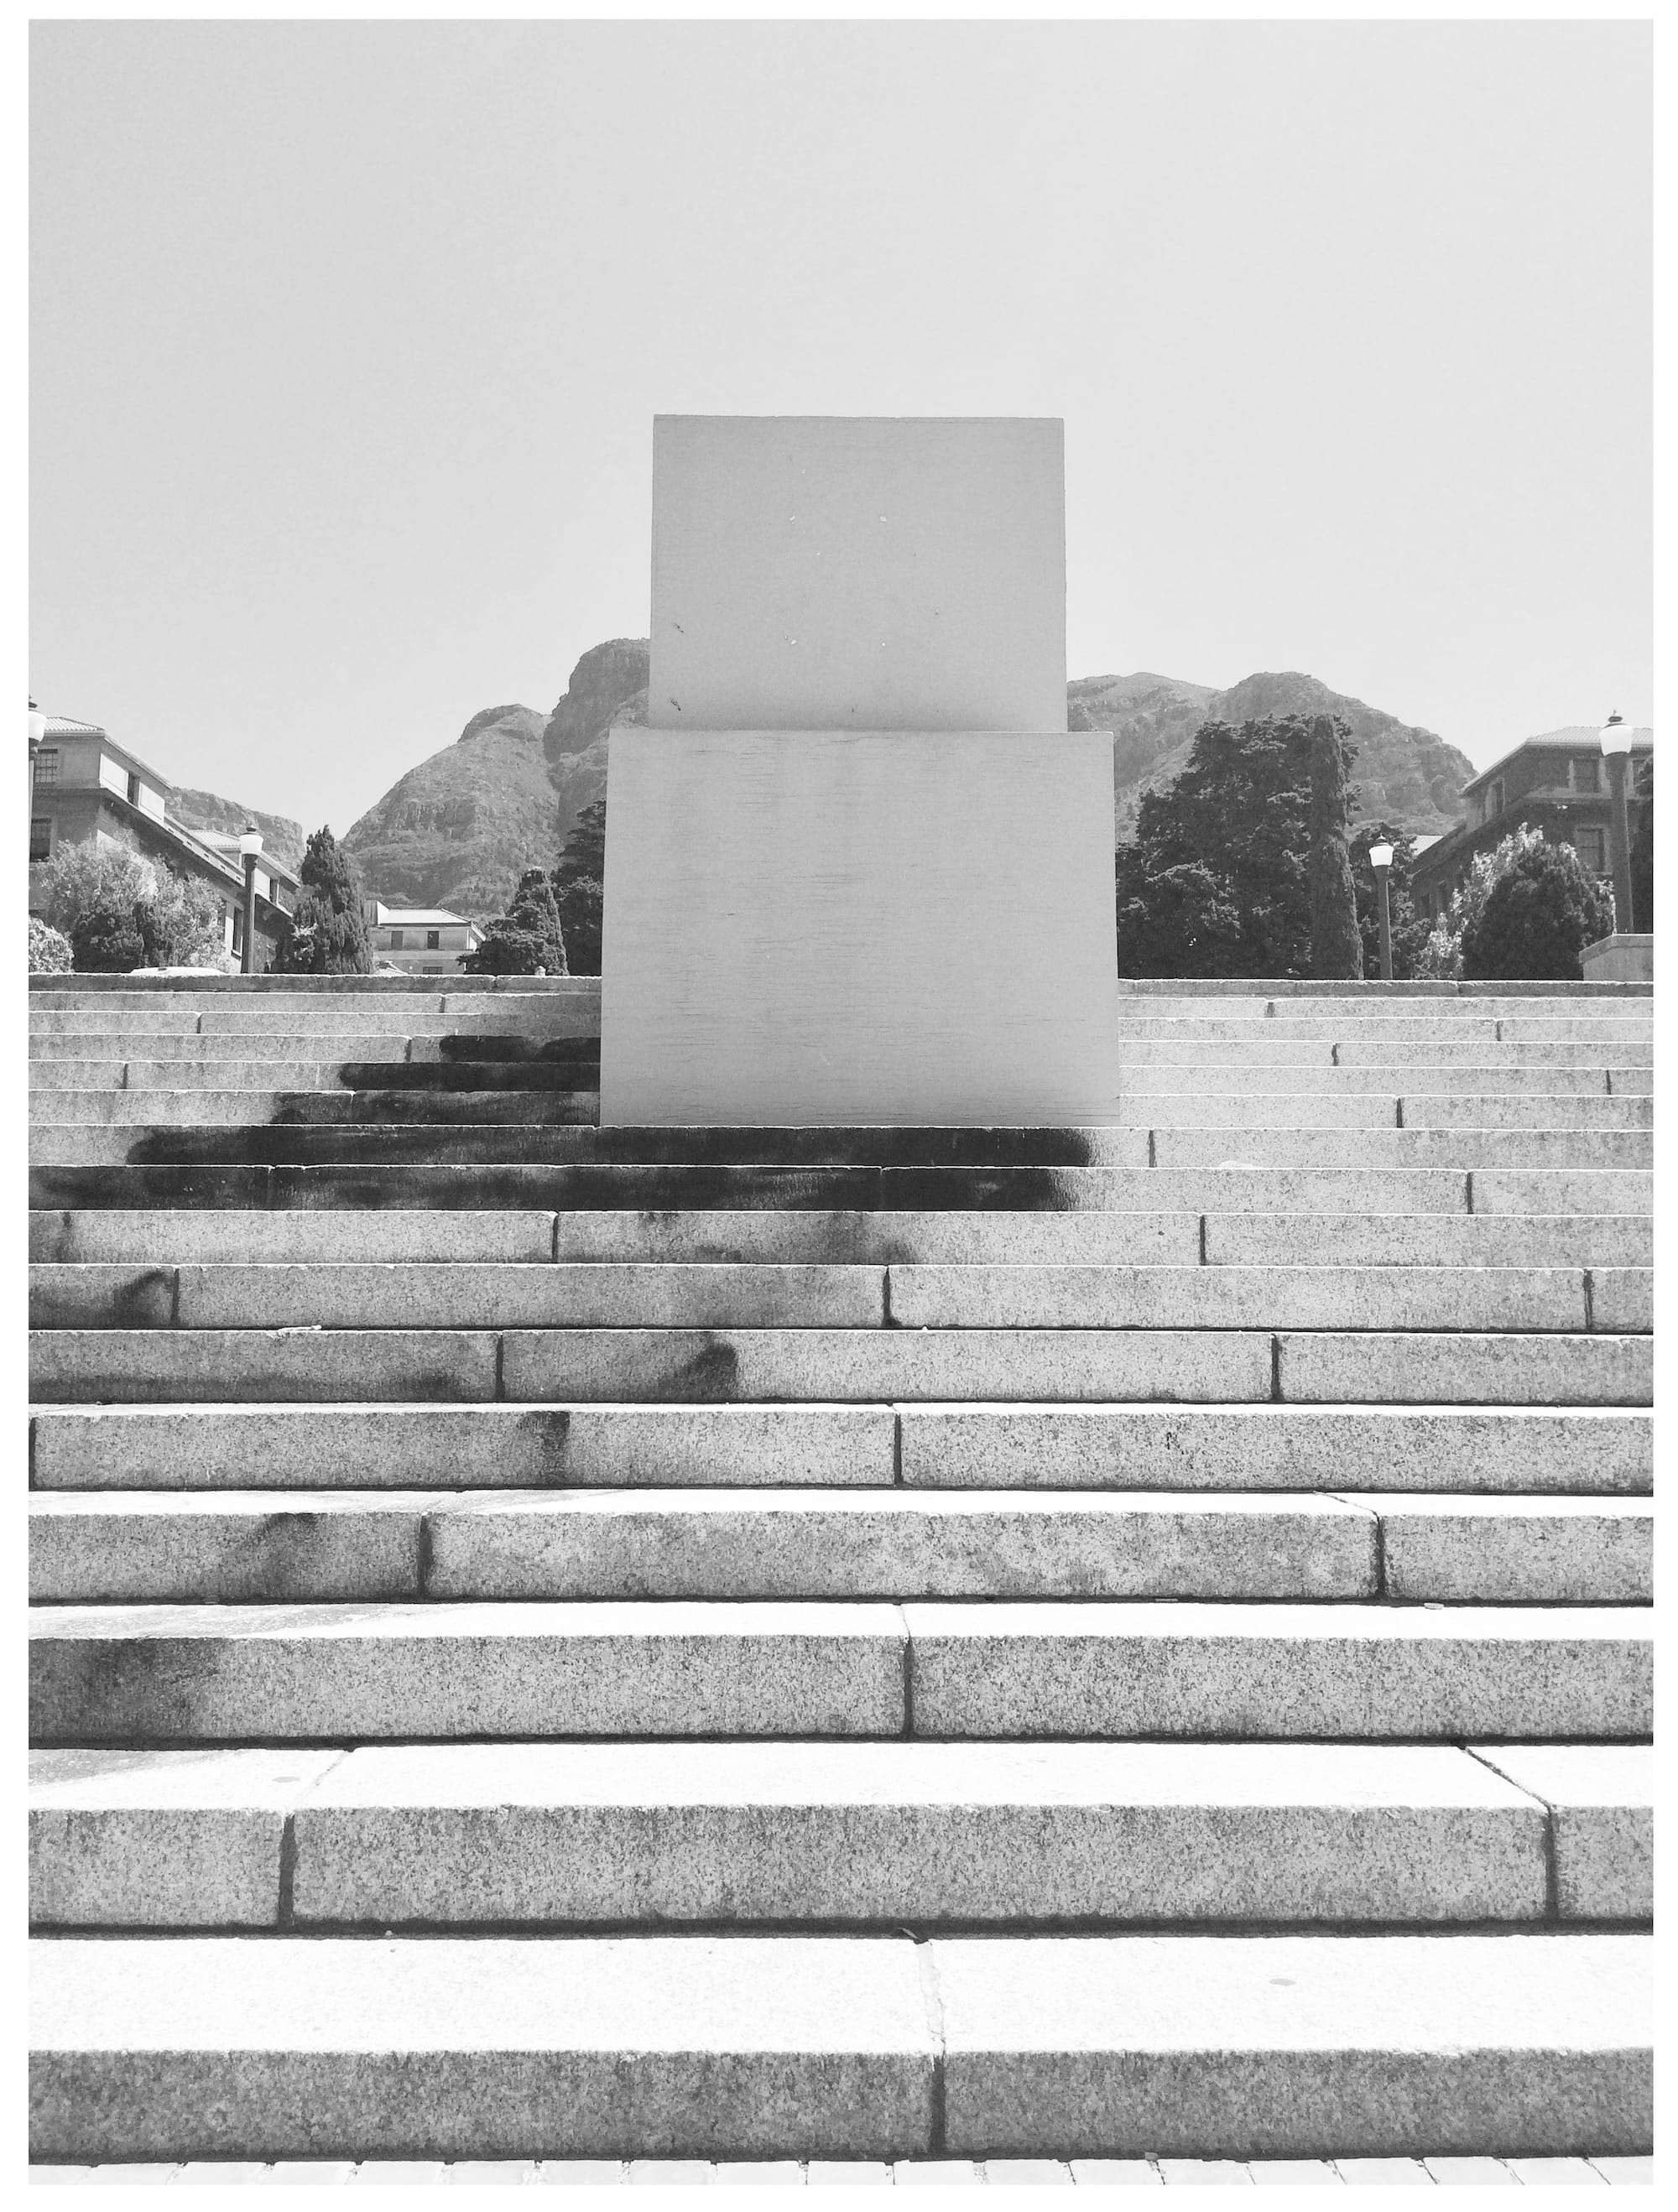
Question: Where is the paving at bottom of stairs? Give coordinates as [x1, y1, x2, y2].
[24, 2155, 1656, 2184]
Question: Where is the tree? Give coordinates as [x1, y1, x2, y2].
[1629, 760, 1653, 933]
[275, 826, 371, 975]
[1307, 715, 1363, 979]
[1114, 716, 1327, 978]
[555, 877, 602, 976]
[1461, 835, 1615, 981]
[29, 917, 73, 973]
[554, 799, 606, 891]
[461, 867, 568, 976]
[551, 799, 605, 976]
[1350, 822, 1430, 982]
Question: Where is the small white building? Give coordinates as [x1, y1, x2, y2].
[364, 903, 483, 975]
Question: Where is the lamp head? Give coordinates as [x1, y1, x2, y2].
[28, 703, 47, 747]
[238, 822, 263, 859]
[1368, 841, 1395, 872]
[1601, 712, 1633, 758]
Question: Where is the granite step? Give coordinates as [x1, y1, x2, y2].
[27, 1931, 1652, 2162]
[30, 1161, 1653, 1217]
[29, 1599, 1651, 1744]
[1121, 1038, 1654, 1068]
[1117, 1063, 1629, 1095]
[29, 1740, 1650, 1930]
[29, 1261, 1649, 1335]
[28, 1403, 1651, 1498]
[27, 1115, 1660, 1172]
[27, 1489, 1650, 1606]
[33, 1060, 602, 1096]
[33, 1085, 1657, 1133]
[30, 1206, 1654, 1270]
[28, 1325, 1656, 1408]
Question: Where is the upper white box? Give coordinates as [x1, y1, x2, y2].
[649, 416, 1067, 733]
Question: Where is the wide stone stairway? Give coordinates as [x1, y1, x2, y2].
[29, 974, 1654, 2172]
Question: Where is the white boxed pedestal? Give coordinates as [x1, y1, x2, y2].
[600, 727, 1123, 1127]
[598, 415, 1121, 1127]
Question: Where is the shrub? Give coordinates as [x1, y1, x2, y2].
[1461, 835, 1615, 981]
[28, 917, 73, 973]
[140, 869, 226, 968]
[461, 868, 567, 976]
[1415, 824, 1546, 980]
[274, 826, 371, 974]
[30, 841, 156, 971]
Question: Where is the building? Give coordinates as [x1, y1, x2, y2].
[364, 903, 483, 975]
[1409, 728, 1653, 924]
[29, 712, 300, 966]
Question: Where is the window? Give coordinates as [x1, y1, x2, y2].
[1576, 827, 1607, 872]
[126, 772, 141, 806]
[29, 817, 52, 861]
[1486, 779, 1504, 819]
[33, 748, 59, 788]
[426, 929, 440, 950]
[1572, 757, 1601, 795]
[422, 963, 443, 974]
[388, 929, 404, 950]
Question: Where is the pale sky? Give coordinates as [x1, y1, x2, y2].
[31, 18, 1652, 833]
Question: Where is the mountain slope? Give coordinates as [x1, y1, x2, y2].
[166, 790, 305, 876]
[341, 647, 1472, 910]
[341, 643, 648, 915]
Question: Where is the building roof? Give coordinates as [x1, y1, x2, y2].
[372, 905, 476, 927]
[1461, 726, 1653, 798]
[38, 715, 107, 741]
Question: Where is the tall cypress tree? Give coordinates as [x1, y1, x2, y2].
[276, 826, 372, 974]
[1306, 716, 1364, 980]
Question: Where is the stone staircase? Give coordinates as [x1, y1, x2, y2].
[29, 974, 1653, 2169]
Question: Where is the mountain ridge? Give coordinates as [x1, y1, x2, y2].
[335, 646, 1477, 914]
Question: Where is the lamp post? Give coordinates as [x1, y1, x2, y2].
[238, 822, 263, 976]
[1368, 840, 1394, 981]
[1599, 713, 1635, 934]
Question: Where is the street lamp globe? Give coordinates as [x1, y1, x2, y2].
[1368, 841, 1395, 872]
[238, 822, 263, 860]
[28, 705, 48, 747]
[1601, 712, 1633, 759]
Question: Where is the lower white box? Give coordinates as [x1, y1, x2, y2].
[599, 728, 1123, 1127]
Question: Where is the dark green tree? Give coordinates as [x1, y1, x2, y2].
[275, 826, 371, 974]
[1628, 760, 1654, 933]
[462, 867, 568, 976]
[1114, 716, 1321, 978]
[555, 877, 602, 975]
[1350, 822, 1430, 982]
[1461, 838, 1615, 981]
[1307, 715, 1363, 980]
[550, 798, 607, 975]
[554, 799, 606, 892]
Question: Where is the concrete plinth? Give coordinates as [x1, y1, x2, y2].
[601, 729, 1123, 1126]
[1580, 934, 1653, 983]
[598, 415, 1121, 1127]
